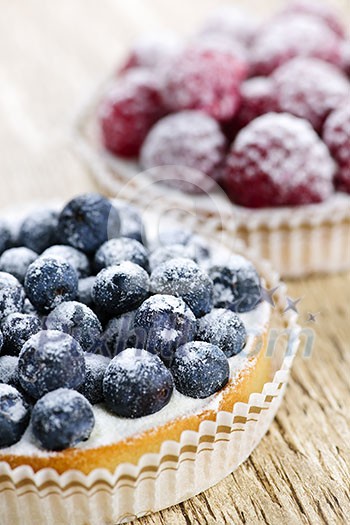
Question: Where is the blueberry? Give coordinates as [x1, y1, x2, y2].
[197, 309, 246, 357]
[103, 348, 174, 418]
[24, 257, 78, 313]
[31, 388, 95, 451]
[171, 341, 229, 399]
[79, 354, 110, 404]
[94, 237, 149, 273]
[0, 221, 12, 255]
[41, 245, 90, 278]
[134, 294, 196, 365]
[18, 208, 59, 253]
[101, 310, 138, 357]
[149, 244, 198, 272]
[0, 384, 30, 448]
[0, 272, 25, 322]
[77, 277, 96, 308]
[93, 262, 150, 317]
[0, 356, 19, 386]
[18, 330, 85, 399]
[0, 330, 3, 352]
[2, 313, 41, 356]
[150, 258, 213, 317]
[159, 228, 210, 261]
[58, 194, 121, 255]
[209, 255, 261, 313]
[0, 247, 38, 284]
[45, 301, 102, 352]
[113, 201, 146, 244]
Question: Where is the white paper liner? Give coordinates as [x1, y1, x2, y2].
[0, 208, 301, 524]
[72, 74, 350, 278]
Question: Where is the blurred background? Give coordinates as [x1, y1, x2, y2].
[0, 0, 348, 209]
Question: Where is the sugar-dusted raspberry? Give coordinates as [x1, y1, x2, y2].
[250, 14, 342, 76]
[119, 31, 183, 73]
[323, 105, 350, 193]
[236, 77, 278, 128]
[273, 58, 350, 133]
[190, 34, 248, 66]
[162, 48, 247, 122]
[279, 0, 346, 38]
[199, 6, 260, 47]
[99, 69, 165, 158]
[224, 113, 335, 208]
[140, 111, 226, 193]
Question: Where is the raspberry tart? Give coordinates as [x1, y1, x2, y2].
[76, 1, 350, 277]
[0, 194, 299, 524]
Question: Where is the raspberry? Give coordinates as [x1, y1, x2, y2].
[162, 48, 247, 122]
[279, 0, 346, 38]
[273, 58, 350, 132]
[236, 77, 277, 128]
[250, 14, 342, 76]
[119, 32, 183, 72]
[140, 111, 226, 193]
[99, 69, 165, 158]
[323, 105, 350, 193]
[199, 6, 260, 47]
[224, 113, 335, 208]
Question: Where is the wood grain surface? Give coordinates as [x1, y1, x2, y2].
[0, 1, 349, 524]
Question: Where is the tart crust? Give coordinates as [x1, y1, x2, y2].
[0, 330, 271, 475]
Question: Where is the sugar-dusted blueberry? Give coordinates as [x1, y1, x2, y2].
[101, 310, 138, 357]
[18, 330, 85, 399]
[197, 309, 246, 357]
[31, 388, 95, 451]
[209, 256, 262, 313]
[0, 384, 30, 448]
[77, 276, 96, 308]
[24, 257, 78, 313]
[0, 356, 19, 386]
[94, 237, 149, 273]
[45, 301, 102, 352]
[58, 194, 121, 255]
[171, 341, 229, 398]
[18, 208, 59, 254]
[79, 353, 110, 405]
[41, 245, 90, 278]
[0, 272, 25, 322]
[158, 228, 210, 262]
[112, 201, 146, 244]
[0, 221, 11, 256]
[103, 348, 174, 418]
[149, 244, 198, 272]
[134, 294, 196, 365]
[2, 313, 41, 356]
[93, 262, 150, 317]
[150, 258, 213, 318]
[22, 298, 37, 315]
[0, 247, 38, 283]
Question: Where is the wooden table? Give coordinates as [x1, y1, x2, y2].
[1, 1, 349, 523]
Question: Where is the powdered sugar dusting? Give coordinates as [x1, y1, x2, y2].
[250, 13, 342, 75]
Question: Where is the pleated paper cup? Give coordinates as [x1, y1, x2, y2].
[0, 217, 301, 525]
[73, 79, 350, 278]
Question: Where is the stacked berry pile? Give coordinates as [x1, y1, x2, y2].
[0, 193, 262, 451]
[99, 1, 350, 205]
